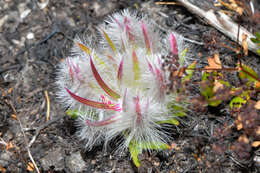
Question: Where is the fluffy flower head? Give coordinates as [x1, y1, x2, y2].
[56, 10, 189, 151]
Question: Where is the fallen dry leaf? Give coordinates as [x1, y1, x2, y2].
[7, 88, 13, 94]
[11, 114, 17, 121]
[217, 0, 244, 15]
[6, 142, 14, 151]
[256, 126, 260, 135]
[0, 165, 6, 173]
[238, 134, 249, 144]
[256, 82, 260, 89]
[27, 162, 34, 172]
[236, 122, 243, 130]
[235, 114, 243, 130]
[252, 141, 260, 148]
[242, 33, 248, 56]
[205, 53, 222, 72]
[255, 100, 260, 109]
[213, 80, 224, 93]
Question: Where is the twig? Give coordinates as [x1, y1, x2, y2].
[28, 114, 66, 148]
[0, 137, 8, 146]
[155, 2, 179, 5]
[44, 90, 50, 121]
[0, 65, 21, 74]
[175, 0, 259, 55]
[183, 37, 204, 45]
[7, 100, 40, 173]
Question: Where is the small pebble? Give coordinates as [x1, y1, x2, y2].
[20, 9, 31, 19]
[27, 32, 34, 40]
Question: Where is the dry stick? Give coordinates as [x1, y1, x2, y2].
[44, 90, 50, 121]
[28, 114, 66, 148]
[155, 2, 178, 5]
[175, 0, 259, 55]
[7, 100, 40, 173]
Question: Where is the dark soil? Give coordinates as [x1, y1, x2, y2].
[0, 0, 260, 172]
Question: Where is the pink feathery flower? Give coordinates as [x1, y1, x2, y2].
[56, 10, 190, 152]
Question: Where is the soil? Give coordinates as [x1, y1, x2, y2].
[0, 0, 260, 173]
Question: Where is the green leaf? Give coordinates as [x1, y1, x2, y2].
[207, 99, 222, 107]
[239, 64, 260, 88]
[179, 48, 188, 66]
[129, 140, 169, 167]
[200, 83, 214, 99]
[167, 101, 187, 117]
[66, 109, 84, 119]
[219, 79, 230, 87]
[157, 118, 179, 125]
[200, 72, 223, 106]
[129, 141, 142, 167]
[251, 38, 260, 44]
[201, 71, 210, 81]
[257, 49, 260, 55]
[239, 64, 258, 81]
[230, 96, 246, 109]
[141, 142, 169, 150]
[182, 61, 196, 82]
[255, 32, 260, 39]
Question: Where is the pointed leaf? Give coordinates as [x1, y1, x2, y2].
[77, 42, 91, 55]
[170, 33, 178, 55]
[66, 109, 84, 119]
[90, 56, 120, 99]
[182, 60, 197, 82]
[134, 96, 141, 124]
[169, 104, 187, 117]
[200, 72, 214, 99]
[141, 142, 170, 150]
[141, 22, 151, 54]
[155, 67, 166, 95]
[157, 118, 180, 125]
[256, 32, 260, 39]
[207, 99, 222, 107]
[117, 57, 124, 83]
[129, 141, 141, 167]
[85, 114, 119, 127]
[239, 64, 260, 88]
[66, 88, 118, 109]
[132, 50, 141, 81]
[146, 59, 154, 74]
[101, 29, 117, 53]
[129, 140, 170, 167]
[179, 48, 188, 66]
[126, 23, 134, 43]
[250, 37, 260, 43]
